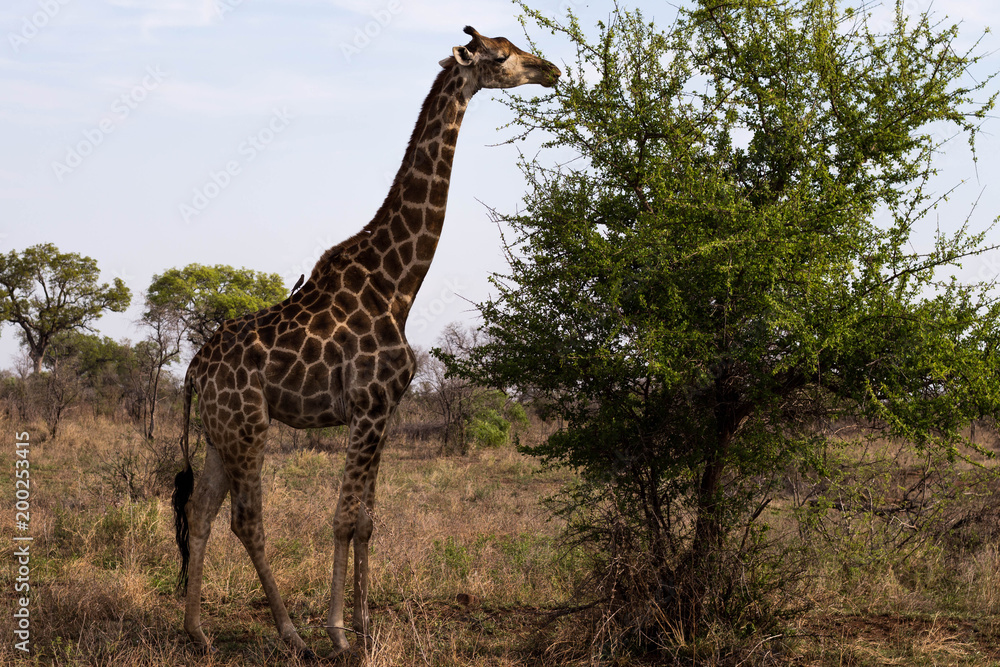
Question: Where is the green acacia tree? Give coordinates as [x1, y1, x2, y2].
[146, 264, 286, 351]
[0, 243, 131, 374]
[454, 0, 1000, 646]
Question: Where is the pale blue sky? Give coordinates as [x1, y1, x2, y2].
[1, 0, 999, 369]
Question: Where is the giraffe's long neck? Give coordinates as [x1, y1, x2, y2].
[315, 63, 477, 323]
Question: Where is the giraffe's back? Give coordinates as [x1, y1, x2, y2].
[187, 275, 415, 432]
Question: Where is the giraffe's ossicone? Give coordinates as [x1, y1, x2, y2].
[171, 26, 560, 658]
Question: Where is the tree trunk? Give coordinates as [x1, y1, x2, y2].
[677, 430, 730, 637]
[678, 372, 747, 637]
[145, 366, 160, 441]
[691, 443, 727, 559]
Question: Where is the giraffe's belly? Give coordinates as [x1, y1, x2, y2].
[264, 370, 350, 429]
[271, 411, 348, 430]
[267, 393, 349, 430]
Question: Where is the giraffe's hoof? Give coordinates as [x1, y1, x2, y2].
[189, 642, 218, 656]
[327, 628, 351, 654]
[284, 633, 317, 662]
[329, 644, 363, 663]
[295, 646, 318, 662]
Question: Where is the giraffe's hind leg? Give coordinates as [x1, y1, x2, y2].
[183, 442, 230, 649]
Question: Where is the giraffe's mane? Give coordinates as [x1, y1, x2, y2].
[309, 62, 458, 284]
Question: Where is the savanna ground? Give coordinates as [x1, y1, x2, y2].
[5, 400, 1000, 666]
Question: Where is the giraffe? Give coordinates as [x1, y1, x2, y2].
[171, 26, 560, 658]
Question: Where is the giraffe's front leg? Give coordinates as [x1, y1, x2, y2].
[352, 449, 382, 645]
[327, 400, 390, 653]
[326, 489, 359, 653]
[352, 502, 374, 642]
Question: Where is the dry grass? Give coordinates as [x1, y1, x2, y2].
[4, 412, 1000, 665]
[0, 413, 591, 665]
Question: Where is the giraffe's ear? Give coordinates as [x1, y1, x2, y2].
[452, 45, 474, 67]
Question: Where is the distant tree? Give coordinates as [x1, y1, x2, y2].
[36, 362, 81, 440]
[146, 264, 286, 351]
[47, 330, 132, 374]
[132, 300, 185, 440]
[426, 323, 528, 454]
[456, 0, 1000, 644]
[45, 326, 182, 439]
[46, 331, 135, 413]
[0, 243, 131, 374]
[422, 324, 483, 454]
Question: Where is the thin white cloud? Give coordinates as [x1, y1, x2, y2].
[106, 0, 220, 32]
[4, 78, 77, 112]
[0, 169, 37, 201]
[158, 69, 346, 117]
[325, 0, 518, 34]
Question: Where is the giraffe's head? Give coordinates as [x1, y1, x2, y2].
[441, 26, 561, 90]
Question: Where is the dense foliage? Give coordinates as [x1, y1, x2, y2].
[146, 263, 286, 351]
[453, 0, 1000, 647]
[0, 243, 131, 373]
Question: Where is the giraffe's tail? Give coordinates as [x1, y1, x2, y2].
[172, 369, 195, 593]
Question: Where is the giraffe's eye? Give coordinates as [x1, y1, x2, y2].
[494, 55, 509, 64]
